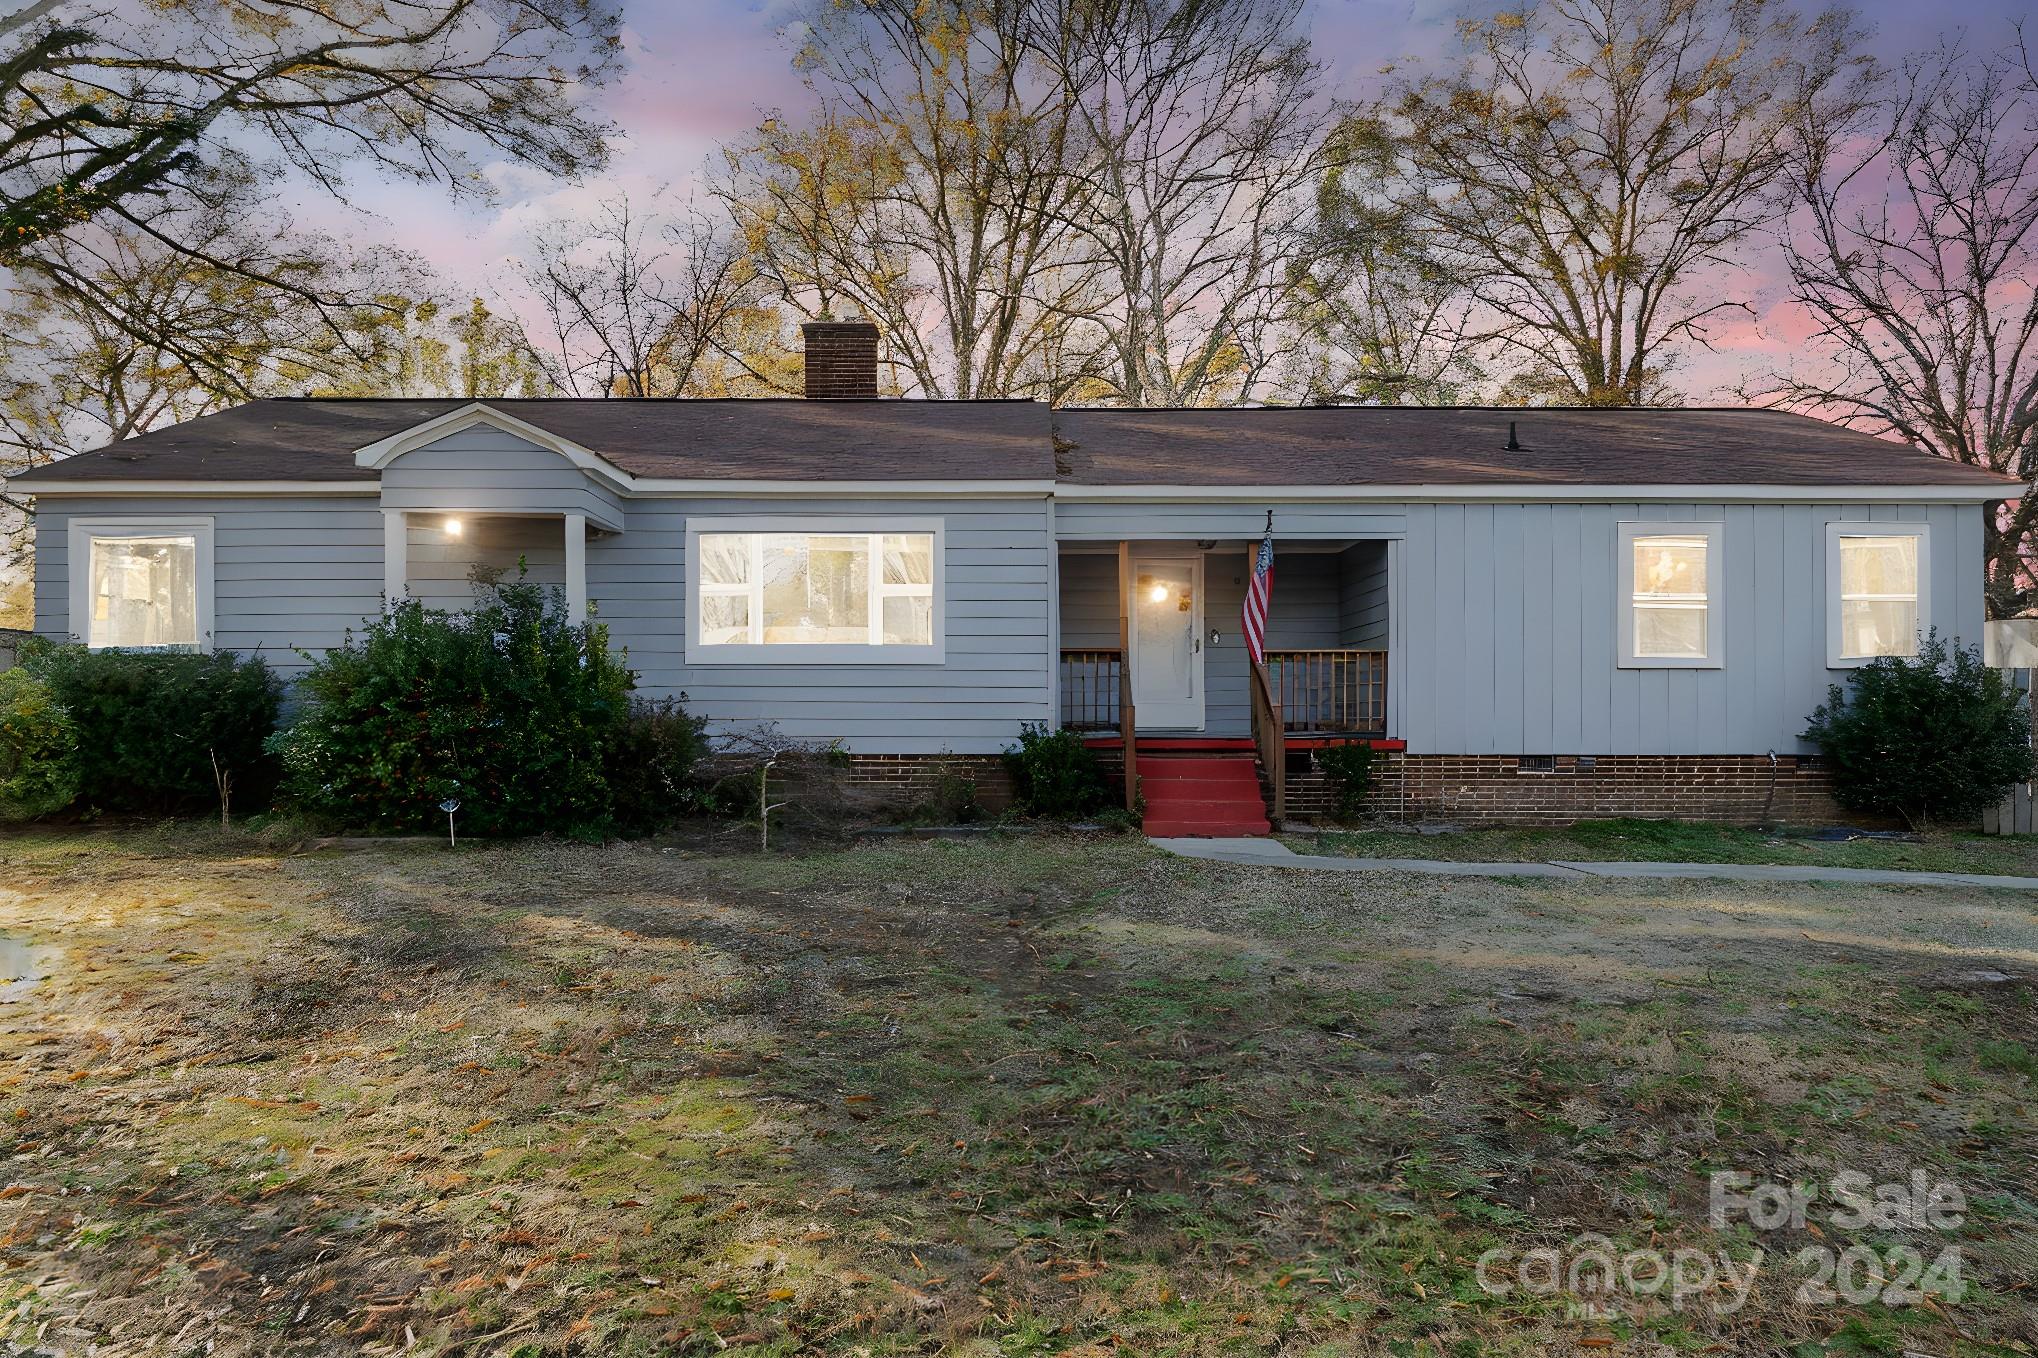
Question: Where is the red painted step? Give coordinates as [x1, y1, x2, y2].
[1138, 754, 1271, 837]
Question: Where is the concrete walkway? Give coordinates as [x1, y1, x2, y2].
[1147, 835, 2038, 890]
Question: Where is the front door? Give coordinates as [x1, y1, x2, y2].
[1129, 554, 1204, 729]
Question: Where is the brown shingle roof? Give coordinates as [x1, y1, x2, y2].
[6, 397, 2018, 491]
[7, 398, 1056, 484]
[1050, 406, 2020, 488]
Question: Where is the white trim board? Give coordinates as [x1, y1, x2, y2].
[1052, 482, 2012, 504]
[20, 481, 379, 496]
[1616, 521, 1725, 669]
[65, 515, 216, 652]
[682, 515, 948, 666]
[352, 403, 634, 492]
[16, 477, 2006, 505]
[1825, 521, 1932, 669]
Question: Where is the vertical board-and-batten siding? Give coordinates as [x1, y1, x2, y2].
[1395, 500, 1988, 756]
[32, 496, 385, 675]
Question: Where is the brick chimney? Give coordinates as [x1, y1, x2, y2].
[801, 318, 880, 399]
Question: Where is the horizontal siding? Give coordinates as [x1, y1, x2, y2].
[32, 496, 383, 676]
[381, 427, 624, 526]
[1339, 543, 1389, 646]
[1400, 500, 1990, 756]
[406, 515, 565, 614]
[598, 496, 1052, 753]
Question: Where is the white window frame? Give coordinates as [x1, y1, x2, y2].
[1826, 522, 1930, 668]
[684, 516, 945, 665]
[66, 516, 215, 652]
[1617, 521, 1724, 669]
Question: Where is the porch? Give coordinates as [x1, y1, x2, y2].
[1056, 539, 1395, 828]
[1056, 540, 1391, 739]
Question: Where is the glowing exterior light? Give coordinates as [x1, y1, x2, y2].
[1148, 583, 1168, 603]
[444, 517, 464, 538]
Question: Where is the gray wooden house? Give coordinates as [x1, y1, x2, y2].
[8, 322, 2016, 832]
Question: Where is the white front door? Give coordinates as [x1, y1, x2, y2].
[1129, 554, 1204, 729]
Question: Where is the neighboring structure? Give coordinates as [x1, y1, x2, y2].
[6, 322, 2019, 829]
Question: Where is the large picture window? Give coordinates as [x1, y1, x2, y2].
[1827, 523, 1928, 666]
[687, 520, 942, 663]
[1617, 521, 1723, 668]
[67, 518, 213, 650]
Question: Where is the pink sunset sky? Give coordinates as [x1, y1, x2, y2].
[281, 0, 2034, 403]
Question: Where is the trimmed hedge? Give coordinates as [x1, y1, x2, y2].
[270, 579, 703, 838]
[0, 668, 79, 819]
[1002, 722, 1111, 819]
[21, 643, 281, 814]
[1803, 630, 2033, 828]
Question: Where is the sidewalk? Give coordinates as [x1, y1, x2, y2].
[1147, 836, 2038, 890]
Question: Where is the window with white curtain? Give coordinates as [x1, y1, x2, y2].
[688, 521, 942, 662]
[1828, 524, 1928, 665]
[1617, 521, 1723, 668]
[67, 518, 213, 650]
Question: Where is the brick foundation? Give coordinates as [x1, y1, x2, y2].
[1285, 751, 1849, 827]
[841, 754, 1013, 815]
[726, 747, 1849, 829]
[697, 752, 1012, 819]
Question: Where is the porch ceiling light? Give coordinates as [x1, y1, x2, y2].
[444, 517, 464, 538]
[1148, 583, 1168, 603]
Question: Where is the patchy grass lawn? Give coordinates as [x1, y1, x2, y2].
[0, 825, 2034, 1357]
[1290, 818, 2038, 877]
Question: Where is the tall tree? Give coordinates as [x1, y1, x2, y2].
[0, 200, 387, 458]
[1027, 0, 1329, 407]
[723, 0, 1094, 399]
[1, 0, 619, 259]
[1366, 0, 1869, 406]
[1770, 40, 2038, 615]
[307, 296, 553, 399]
[1286, 115, 1486, 405]
[525, 195, 791, 399]
[0, 201, 397, 606]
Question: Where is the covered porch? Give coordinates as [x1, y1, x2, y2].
[1056, 540, 1393, 739]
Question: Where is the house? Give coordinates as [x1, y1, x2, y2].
[6, 321, 2019, 832]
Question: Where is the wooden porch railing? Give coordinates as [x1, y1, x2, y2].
[1266, 649, 1387, 734]
[1116, 542, 1137, 811]
[1057, 647, 1389, 734]
[1248, 658, 1286, 824]
[1058, 649, 1122, 730]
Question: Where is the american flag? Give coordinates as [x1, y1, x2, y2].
[1243, 514, 1274, 665]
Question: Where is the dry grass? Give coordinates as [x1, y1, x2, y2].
[0, 824, 2033, 1357]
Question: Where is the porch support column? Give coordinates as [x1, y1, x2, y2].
[1117, 540, 1136, 812]
[382, 510, 407, 609]
[564, 513, 588, 625]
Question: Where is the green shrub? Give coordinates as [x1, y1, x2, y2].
[22, 644, 281, 814]
[1802, 630, 2033, 828]
[1002, 722, 1110, 819]
[270, 580, 637, 837]
[0, 669, 79, 819]
[1316, 740, 1375, 821]
[605, 696, 712, 835]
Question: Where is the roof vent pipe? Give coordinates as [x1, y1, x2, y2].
[1505, 420, 1521, 451]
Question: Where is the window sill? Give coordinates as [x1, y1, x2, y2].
[684, 644, 945, 666]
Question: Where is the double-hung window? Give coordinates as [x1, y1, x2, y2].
[1617, 522, 1723, 668]
[687, 519, 942, 663]
[67, 517, 214, 650]
[1827, 523, 1928, 666]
